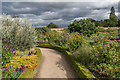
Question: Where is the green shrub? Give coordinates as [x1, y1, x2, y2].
[1, 16, 37, 51]
[45, 30, 84, 52]
[35, 27, 50, 35]
[74, 43, 95, 66]
[46, 30, 59, 43]
[47, 22, 59, 28]
[68, 19, 96, 37]
[35, 27, 50, 40]
[96, 27, 106, 32]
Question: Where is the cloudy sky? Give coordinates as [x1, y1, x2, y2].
[1, 0, 119, 27]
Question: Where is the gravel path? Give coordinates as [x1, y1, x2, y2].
[34, 47, 78, 78]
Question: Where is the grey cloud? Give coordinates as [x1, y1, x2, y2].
[2, 2, 118, 27]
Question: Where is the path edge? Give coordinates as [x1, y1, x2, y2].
[35, 43, 98, 80]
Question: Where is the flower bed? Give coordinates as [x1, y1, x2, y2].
[17, 47, 42, 78]
[2, 42, 42, 79]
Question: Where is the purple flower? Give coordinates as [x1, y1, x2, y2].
[8, 66, 10, 68]
[19, 69, 25, 73]
[12, 47, 14, 49]
[117, 40, 120, 42]
[8, 48, 10, 51]
[14, 52, 16, 55]
[7, 43, 10, 45]
[2, 38, 5, 41]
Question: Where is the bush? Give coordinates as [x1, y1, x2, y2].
[45, 30, 84, 52]
[1, 16, 37, 51]
[47, 22, 59, 28]
[35, 27, 50, 40]
[74, 43, 95, 66]
[68, 19, 96, 37]
[35, 27, 50, 35]
[96, 27, 106, 32]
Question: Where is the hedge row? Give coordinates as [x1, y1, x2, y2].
[17, 47, 42, 79]
[35, 43, 97, 79]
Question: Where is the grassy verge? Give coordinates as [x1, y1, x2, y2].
[17, 47, 42, 79]
[35, 43, 97, 79]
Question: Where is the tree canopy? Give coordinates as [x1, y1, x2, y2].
[47, 22, 59, 28]
[108, 6, 118, 27]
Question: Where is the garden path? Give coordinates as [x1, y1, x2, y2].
[34, 47, 78, 78]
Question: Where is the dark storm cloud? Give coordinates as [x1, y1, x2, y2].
[2, 2, 118, 27]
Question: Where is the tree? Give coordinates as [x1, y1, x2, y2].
[118, 19, 120, 26]
[68, 19, 96, 37]
[108, 6, 118, 27]
[86, 18, 96, 23]
[11, 15, 19, 18]
[47, 22, 59, 28]
[2, 16, 37, 51]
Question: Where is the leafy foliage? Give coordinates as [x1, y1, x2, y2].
[45, 30, 85, 52]
[68, 19, 96, 37]
[47, 22, 59, 28]
[1, 16, 37, 51]
[96, 27, 106, 32]
[107, 6, 118, 27]
[35, 27, 50, 40]
[2, 43, 15, 66]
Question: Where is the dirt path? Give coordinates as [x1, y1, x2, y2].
[34, 48, 78, 78]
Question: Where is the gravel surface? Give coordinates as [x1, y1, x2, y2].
[34, 48, 78, 78]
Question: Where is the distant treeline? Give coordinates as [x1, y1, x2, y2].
[86, 6, 119, 27]
[86, 18, 120, 27]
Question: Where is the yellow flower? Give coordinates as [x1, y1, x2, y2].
[11, 61, 13, 63]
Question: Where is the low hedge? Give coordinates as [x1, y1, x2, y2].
[36, 43, 97, 79]
[17, 47, 42, 79]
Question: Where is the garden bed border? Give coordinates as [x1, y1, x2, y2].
[17, 47, 42, 79]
